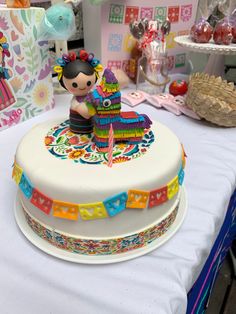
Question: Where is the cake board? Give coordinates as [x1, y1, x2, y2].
[14, 187, 187, 264]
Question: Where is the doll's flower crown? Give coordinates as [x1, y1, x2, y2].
[54, 50, 103, 80]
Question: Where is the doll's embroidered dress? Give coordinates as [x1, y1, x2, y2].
[0, 66, 15, 111]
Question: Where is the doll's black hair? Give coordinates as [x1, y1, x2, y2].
[59, 59, 97, 89]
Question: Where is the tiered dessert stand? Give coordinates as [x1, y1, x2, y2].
[175, 35, 236, 78]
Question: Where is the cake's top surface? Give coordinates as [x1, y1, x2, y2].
[16, 119, 182, 204]
[44, 119, 154, 165]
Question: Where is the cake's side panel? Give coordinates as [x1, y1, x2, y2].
[19, 189, 181, 238]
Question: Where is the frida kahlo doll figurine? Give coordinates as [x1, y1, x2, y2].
[54, 50, 103, 134]
[0, 32, 15, 111]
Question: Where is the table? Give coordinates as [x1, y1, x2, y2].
[1, 93, 236, 314]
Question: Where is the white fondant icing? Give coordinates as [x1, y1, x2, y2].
[16, 119, 183, 238]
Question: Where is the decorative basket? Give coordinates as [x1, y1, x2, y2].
[186, 73, 236, 127]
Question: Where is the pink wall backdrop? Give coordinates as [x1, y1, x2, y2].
[101, 0, 199, 74]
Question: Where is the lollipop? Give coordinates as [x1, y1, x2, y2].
[161, 19, 171, 36]
[129, 19, 146, 40]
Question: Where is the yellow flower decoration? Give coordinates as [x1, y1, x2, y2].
[33, 83, 50, 107]
[54, 65, 63, 80]
[66, 130, 75, 137]
[68, 149, 85, 159]
[94, 64, 103, 78]
[117, 143, 127, 150]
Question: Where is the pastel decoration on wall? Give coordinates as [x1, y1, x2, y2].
[167, 176, 179, 199]
[12, 162, 23, 184]
[155, 7, 167, 21]
[104, 192, 128, 217]
[124, 6, 139, 24]
[52, 201, 79, 221]
[123, 33, 136, 53]
[175, 53, 186, 68]
[79, 202, 108, 220]
[168, 6, 180, 23]
[108, 33, 123, 52]
[140, 7, 154, 20]
[148, 186, 168, 208]
[83, 1, 199, 76]
[180, 4, 192, 22]
[31, 188, 53, 215]
[0, 8, 54, 131]
[166, 32, 177, 49]
[126, 190, 150, 209]
[19, 173, 33, 199]
[109, 4, 124, 24]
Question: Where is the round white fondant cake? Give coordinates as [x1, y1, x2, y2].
[13, 118, 185, 256]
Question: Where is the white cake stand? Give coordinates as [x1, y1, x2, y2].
[175, 35, 236, 77]
[14, 188, 187, 264]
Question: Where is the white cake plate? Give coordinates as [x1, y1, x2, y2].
[175, 35, 236, 55]
[14, 187, 187, 264]
[175, 35, 236, 77]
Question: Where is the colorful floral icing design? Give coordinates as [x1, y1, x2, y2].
[23, 205, 178, 256]
[45, 120, 155, 165]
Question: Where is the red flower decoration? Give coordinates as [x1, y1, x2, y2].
[68, 136, 79, 145]
[79, 49, 88, 61]
[69, 51, 77, 61]
[44, 136, 54, 145]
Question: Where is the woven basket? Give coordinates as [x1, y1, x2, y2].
[186, 73, 236, 127]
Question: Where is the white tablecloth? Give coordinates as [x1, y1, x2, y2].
[1, 93, 236, 314]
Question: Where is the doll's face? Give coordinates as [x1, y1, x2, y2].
[62, 72, 96, 96]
